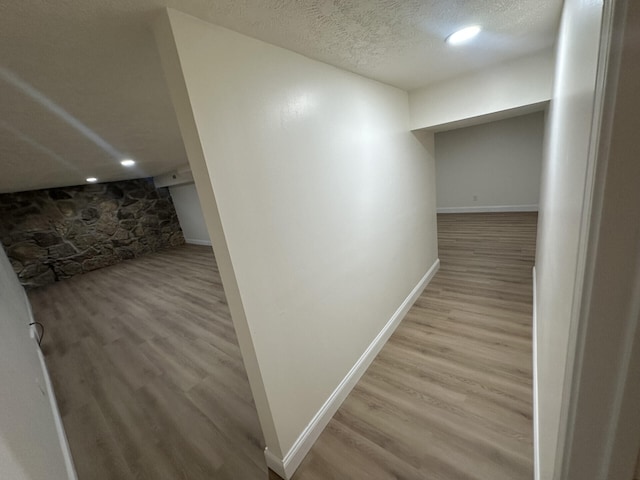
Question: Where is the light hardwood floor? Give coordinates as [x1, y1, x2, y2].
[289, 212, 537, 479]
[29, 245, 267, 480]
[31, 212, 536, 480]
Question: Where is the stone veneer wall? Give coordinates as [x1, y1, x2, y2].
[0, 178, 185, 288]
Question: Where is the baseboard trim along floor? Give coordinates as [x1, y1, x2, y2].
[264, 259, 441, 479]
[532, 266, 541, 480]
[25, 290, 78, 480]
[184, 238, 212, 246]
[437, 205, 538, 214]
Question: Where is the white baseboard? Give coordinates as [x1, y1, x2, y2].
[184, 238, 212, 246]
[25, 291, 78, 480]
[37, 347, 78, 480]
[265, 259, 441, 479]
[437, 204, 539, 214]
[532, 266, 540, 480]
[265, 447, 287, 478]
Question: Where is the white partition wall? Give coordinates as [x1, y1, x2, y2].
[0, 245, 75, 480]
[434, 111, 545, 213]
[533, 0, 604, 478]
[169, 182, 211, 246]
[154, 9, 439, 478]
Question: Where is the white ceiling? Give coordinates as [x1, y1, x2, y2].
[0, 0, 562, 193]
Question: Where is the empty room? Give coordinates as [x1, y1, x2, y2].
[2, 1, 639, 480]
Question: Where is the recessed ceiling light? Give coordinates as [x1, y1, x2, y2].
[120, 159, 135, 167]
[446, 25, 482, 45]
[86, 177, 98, 183]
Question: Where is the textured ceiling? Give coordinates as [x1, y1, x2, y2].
[0, 0, 562, 193]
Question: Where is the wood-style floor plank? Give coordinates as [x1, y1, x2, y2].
[31, 212, 535, 480]
[291, 212, 536, 479]
[28, 245, 267, 480]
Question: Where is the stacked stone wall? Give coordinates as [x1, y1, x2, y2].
[0, 178, 185, 288]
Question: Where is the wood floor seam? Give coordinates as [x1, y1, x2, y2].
[30, 212, 536, 480]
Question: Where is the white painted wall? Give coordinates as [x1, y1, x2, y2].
[154, 8, 438, 476]
[169, 182, 211, 245]
[154, 165, 194, 188]
[534, 0, 604, 478]
[0, 246, 72, 480]
[410, 49, 555, 131]
[557, 1, 640, 478]
[434, 111, 544, 212]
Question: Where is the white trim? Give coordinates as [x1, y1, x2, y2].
[37, 347, 78, 480]
[184, 238, 212, 246]
[24, 291, 78, 480]
[264, 447, 287, 478]
[264, 259, 441, 479]
[437, 205, 538, 214]
[532, 266, 540, 480]
[558, 2, 640, 477]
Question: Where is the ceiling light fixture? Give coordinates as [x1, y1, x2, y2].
[446, 25, 482, 45]
[86, 177, 98, 183]
[120, 159, 135, 167]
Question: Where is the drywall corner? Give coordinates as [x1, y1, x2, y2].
[153, 7, 283, 459]
[267, 259, 440, 478]
[155, 7, 439, 469]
